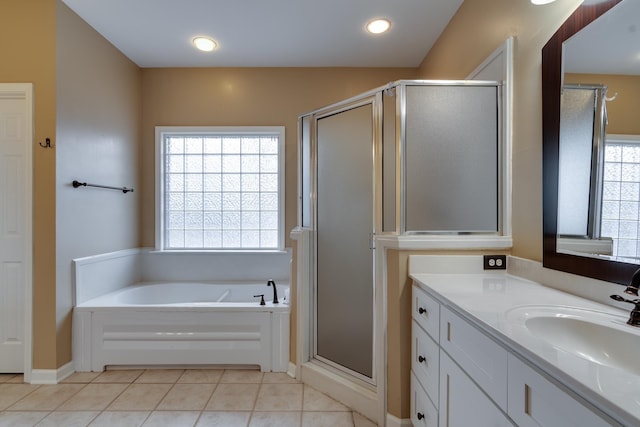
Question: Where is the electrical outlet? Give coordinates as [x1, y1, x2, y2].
[483, 255, 506, 270]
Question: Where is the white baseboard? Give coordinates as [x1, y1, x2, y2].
[386, 413, 412, 427]
[29, 361, 74, 384]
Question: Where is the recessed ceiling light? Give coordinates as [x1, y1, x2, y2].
[530, 0, 557, 4]
[193, 37, 217, 52]
[366, 19, 391, 35]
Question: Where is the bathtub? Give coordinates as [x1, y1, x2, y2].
[73, 282, 290, 372]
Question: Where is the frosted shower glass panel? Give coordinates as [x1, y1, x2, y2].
[300, 115, 312, 228]
[382, 90, 397, 232]
[405, 85, 498, 232]
[316, 104, 374, 380]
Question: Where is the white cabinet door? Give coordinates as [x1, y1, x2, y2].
[411, 372, 438, 427]
[439, 351, 513, 427]
[507, 355, 616, 427]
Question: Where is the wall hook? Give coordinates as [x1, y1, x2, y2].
[39, 138, 53, 148]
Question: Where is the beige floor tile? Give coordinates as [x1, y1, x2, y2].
[37, 411, 99, 427]
[302, 412, 354, 427]
[135, 369, 184, 384]
[0, 375, 17, 385]
[62, 372, 101, 384]
[302, 386, 349, 411]
[0, 410, 48, 427]
[141, 411, 200, 427]
[196, 411, 251, 427]
[108, 383, 172, 411]
[88, 411, 150, 427]
[157, 383, 215, 410]
[178, 369, 223, 384]
[219, 369, 263, 384]
[261, 373, 299, 384]
[6, 375, 24, 384]
[352, 413, 377, 427]
[8, 384, 85, 411]
[254, 383, 303, 411]
[57, 383, 127, 411]
[92, 370, 143, 383]
[205, 383, 259, 411]
[249, 411, 301, 427]
[0, 384, 40, 411]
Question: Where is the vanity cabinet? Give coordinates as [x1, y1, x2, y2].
[411, 283, 618, 427]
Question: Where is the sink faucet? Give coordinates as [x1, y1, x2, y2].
[267, 279, 279, 304]
[610, 268, 640, 326]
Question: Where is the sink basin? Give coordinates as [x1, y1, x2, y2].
[506, 306, 640, 375]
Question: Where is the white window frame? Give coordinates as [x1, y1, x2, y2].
[155, 126, 286, 252]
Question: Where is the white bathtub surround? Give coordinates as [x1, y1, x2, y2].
[409, 254, 639, 427]
[73, 248, 292, 373]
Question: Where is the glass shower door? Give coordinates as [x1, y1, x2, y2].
[315, 102, 374, 382]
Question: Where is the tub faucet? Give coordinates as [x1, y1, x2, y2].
[267, 279, 279, 304]
[609, 267, 640, 326]
[623, 267, 640, 296]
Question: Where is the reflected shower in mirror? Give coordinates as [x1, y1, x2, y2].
[554, 0, 640, 262]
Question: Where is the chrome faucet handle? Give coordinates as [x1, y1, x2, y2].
[610, 295, 640, 326]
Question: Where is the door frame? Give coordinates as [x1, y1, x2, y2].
[0, 83, 33, 380]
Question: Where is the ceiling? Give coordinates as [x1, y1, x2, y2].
[61, 0, 463, 68]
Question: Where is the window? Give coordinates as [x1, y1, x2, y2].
[155, 126, 285, 251]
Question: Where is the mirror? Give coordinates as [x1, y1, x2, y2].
[542, 0, 640, 284]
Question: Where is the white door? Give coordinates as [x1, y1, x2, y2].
[0, 84, 33, 373]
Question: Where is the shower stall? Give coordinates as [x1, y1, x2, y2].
[294, 80, 503, 425]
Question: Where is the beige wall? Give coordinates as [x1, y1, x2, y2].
[55, 2, 142, 367]
[565, 73, 640, 135]
[0, 0, 58, 369]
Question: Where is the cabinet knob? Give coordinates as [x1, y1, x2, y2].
[418, 307, 426, 315]
[417, 412, 425, 420]
[418, 355, 426, 364]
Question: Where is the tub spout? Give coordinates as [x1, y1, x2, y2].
[267, 279, 279, 304]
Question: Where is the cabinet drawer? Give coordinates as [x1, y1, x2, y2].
[412, 284, 440, 341]
[440, 306, 508, 411]
[507, 355, 616, 427]
[411, 372, 438, 427]
[412, 320, 439, 405]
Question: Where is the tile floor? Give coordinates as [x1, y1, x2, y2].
[0, 369, 377, 427]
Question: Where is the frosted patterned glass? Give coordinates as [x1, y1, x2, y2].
[167, 138, 184, 154]
[185, 138, 202, 153]
[162, 130, 282, 250]
[223, 231, 241, 247]
[242, 231, 260, 247]
[260, 193, 278, 210]
[242, 175, 260, 191]
[242, 193, 260, 210]
[223, 174, 241, 191]
[223, 212, 241, 228]
[261, 138, 278, 153]
[623, 146, 640, 162]
[601, 220, 618, 237]
[203, 193, 222, 210]
[223, 138, 241, 153]
[260, 155, 278, 172]
[242, 212, 260, 228]
[223, 155, 241, 173]
[204, 137, 222, 153]
[242, 155, 260, 173]
[204, 174, 222, 192]
[619, 221, 638, 239]
[167, 174, 184, 191]
[605, 163, 621, 181]
[185, 212, 203, 229]
[204, 155, 222, 173]
[223, 193, 241, 210]
[185, 155, 203, 173]
[606, 145, 622, 161]
[168, 193, 184, 210]
[260, 174, 278, 191]
[603, 182, 621, 200]
[167, 155, 184, 173]
[185, 194, 203, 210]
[622, 164, 640, 182]
[621, 183, 639, 201]
[204, 212, 222, 229]
[185, 175, 202, 191]
[620, 202, 638, 220]
[618, 239, 636, 256]
[602, 201, 620, 219]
